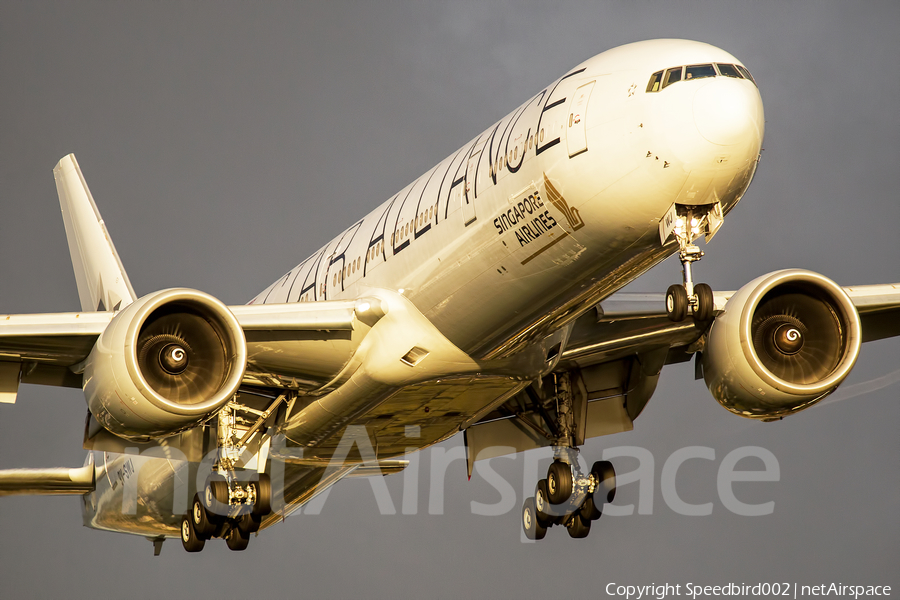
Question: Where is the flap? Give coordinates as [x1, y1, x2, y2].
[231, 300, 360, 331]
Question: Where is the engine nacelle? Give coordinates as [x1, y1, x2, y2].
[83, 289, 247, 441]
[702, 269, 861, 420]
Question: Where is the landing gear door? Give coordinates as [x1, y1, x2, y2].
[705, 202, 724, 242]
[463, 151, 480, 226]
[567, 81, 595, 158]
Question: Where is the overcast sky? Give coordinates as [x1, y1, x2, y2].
[1, 2, 898, 598]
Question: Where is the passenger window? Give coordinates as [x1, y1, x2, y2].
[685, 64, 716, 80]
[716, 63, 743, 79]
[735, 65, 757, 85]
[646, 70, 663, 92]
[662, 67, 683, 89]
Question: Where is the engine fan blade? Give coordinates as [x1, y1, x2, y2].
[751, 292, 843, 385]
[137, 312, 228, 404]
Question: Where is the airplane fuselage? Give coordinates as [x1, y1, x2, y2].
[251, 39, 763, 361]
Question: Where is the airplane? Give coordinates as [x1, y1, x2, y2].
[1, 38, 898, 554]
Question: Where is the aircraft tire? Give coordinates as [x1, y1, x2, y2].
[534, 479, 553, 527]
[666, 285, 688, 322]
[547, 461, 572, 505]
[190, 494, 215, 539]
[225, 525, 250, 551]
[566, 513, 591, 539]
[180, 514, 205, 553]
[580, 494, 602, 521]
[522, 497, 547, 540]
[203, 473, 229, 519]
[250, 474, 271, 516]
[694, 283, 714, 321]
[238, 513, 262, 536]
[591, 460, 616, 503]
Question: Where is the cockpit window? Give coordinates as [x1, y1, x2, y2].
[716, 63, 743, 79]
[735, 65, 756, 85]
[646, 62, 758, 92]
[685, 64, 716, 80]
[662, 67, 683, 89]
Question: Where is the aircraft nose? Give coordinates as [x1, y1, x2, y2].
[692, 78, 764, 147]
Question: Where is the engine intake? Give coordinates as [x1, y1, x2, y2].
[702, 270, 861, 419]
[84, 289, 247, 441]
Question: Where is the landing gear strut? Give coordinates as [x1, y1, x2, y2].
[521, 375, 617, 541]
[665, 209, 716, 323]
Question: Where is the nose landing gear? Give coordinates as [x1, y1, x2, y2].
[663, 206, 720, 323]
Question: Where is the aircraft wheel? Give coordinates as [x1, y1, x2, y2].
[180, 514, 205, 553]
[666, 285, 688, 322]
[204, 474, 229, 519]
[522, 497, 547, 541]
[694, 283, 714, 321]
[225, 525, 250, 551]
[566, 513, 591, 539]
[580, 494, 603, 521]
[250, 473, 271, 516]
[591, 460, 616, 503]
[534, 479, 553, 526]
[547, 461, 572, 505]
[191, 494, 215, 539]
[238, 513, 262, 536]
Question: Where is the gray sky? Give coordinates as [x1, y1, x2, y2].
[1, 2, 898, 598]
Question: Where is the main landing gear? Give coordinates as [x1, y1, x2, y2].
[181, 400, 280, 553]
[523, 456, 616, 540]
[664, 210, 716, 323]
[521, 375, 617, 541]
[181, 473, 271, 552]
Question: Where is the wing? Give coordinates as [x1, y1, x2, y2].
[563, 283, 900, 364]
[0, 299, 378, 399]
[463, 282, 900, 474]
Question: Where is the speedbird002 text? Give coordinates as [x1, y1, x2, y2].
[1, 39, 898, 553]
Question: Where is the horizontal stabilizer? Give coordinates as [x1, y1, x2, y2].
[0, 463, 95, 496]
[55, 154, 137, 313]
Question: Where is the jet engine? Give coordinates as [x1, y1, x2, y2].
[83, 289, 247, 441]
[702, 269, 861, 420]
